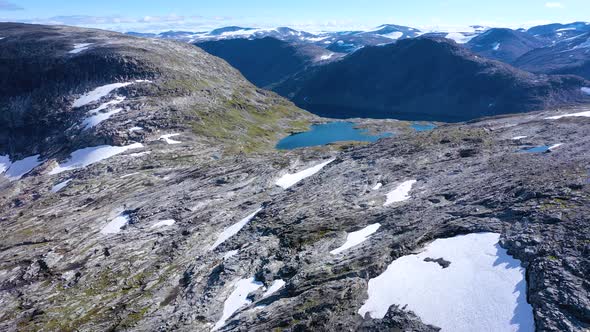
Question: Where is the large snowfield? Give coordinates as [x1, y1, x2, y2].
[358, 232, 534, 332]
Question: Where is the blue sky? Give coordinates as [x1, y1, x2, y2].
[1, 0, 589, 32]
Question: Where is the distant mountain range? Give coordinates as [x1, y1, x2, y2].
[127, 22, 590, 53]
[273, 38, 589, 122]
[127, 22, 590, 120]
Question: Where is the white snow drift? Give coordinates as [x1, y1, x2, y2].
[262, 279, 286, 298]
[51, 179, 72, 193]
[83, 108, 122, 129]
[210, 208, 263, 250]
[72, 80, 150, 108]
[445, 32, 476, 44]
[69, 43, 94, 54]
[358, 233, 534, 332]
[0, 155, 43, 181]
[511, 136, 528, 140]
[159, 134, 182, 144]
[545, 110, 590, 120]
[100, 213, 130, 234]
[49, 143, 143, 175]
[384, 180, 417, 206]
[275, 158, 335, 189]
[151, 219, 176, 228]
[213, 277, 264, 331]
[371, 182, 383, 190]
[330, 223, 381, 255]
[223, 250, 240, 260]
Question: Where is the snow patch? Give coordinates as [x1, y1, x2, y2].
[210, 208, 263, 250]
[223, 250, 240, 260]
[358, 233, 534, 332]
[493, 42, 501, 51]
[511, 136, 528, 140]
[548, 143, 563, 151]
[2, 155, 42, 181]
[100, 213, 130, 234]
[213, 277, 264, 331]
[262, 279, 286, 298]
[83, 108, 122, 129]
[330, 223, 381, 255]
[159, 134, 181, 144]
[49, 143, 143, 175]
[129, 126, 144, 132]
[384, 180, 417, 206]
[319, 53, 335, 60]
[72, 83, 133, 108]
[69, 43, 94, 54]
[151, 219, 176, 228]
[51, 179, 72, 193]
[382, 31, 404, 40]
[445, 32, 475, 44]
[0, 155, 11, 174]
[275, 158, 335, 189]
[128, 151, 151, 158]
[545, 110, 590, 119]
[372, 182, 383, 190]
[120, 172, 140, 178]
[581, 87, 590, 95]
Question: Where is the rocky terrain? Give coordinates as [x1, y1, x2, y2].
[274, 37, 590, 122]
[196, 37, 342, 88]
[1, 23, 590, 332]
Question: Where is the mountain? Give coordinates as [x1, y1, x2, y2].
[467, 28, 546, 63]
[0, 22, 313, 160]
[1, 22, 590, 332]
[274, 37, 589, 122]
[196, 37, 343, 88]
[514, 32, 590, 80]
[527, 21, 590, 43]
[127, 24, 422, 53]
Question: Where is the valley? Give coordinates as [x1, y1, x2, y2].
[0, 16, 589, 332]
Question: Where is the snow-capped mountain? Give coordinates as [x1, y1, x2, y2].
[467, 28, 547, 63]
[514, 32, 590, 79]
[526, 22, 590, 44]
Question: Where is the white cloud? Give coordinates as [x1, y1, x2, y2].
[545, 2, 564, 8]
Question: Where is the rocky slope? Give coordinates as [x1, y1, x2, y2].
[1, 23, 590, 332]
[0, 23, 313, 159]
[274, 37, 590, 122]
[514, 32, 590, 80]
[467, 28, 546, 63]
[196, 37, 342, 88]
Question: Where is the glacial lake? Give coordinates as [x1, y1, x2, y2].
[522, 146, 551, 153]
[411, 122, 437, 132]
[276, 122, 392, 150]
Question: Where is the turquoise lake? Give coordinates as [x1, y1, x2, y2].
[276, 122, 392, 150]
[411, 122, 437, 132]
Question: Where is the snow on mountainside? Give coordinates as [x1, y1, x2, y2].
[514, 32, 590, 79]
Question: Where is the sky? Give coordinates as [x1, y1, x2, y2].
[0, 0, 589, 33]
